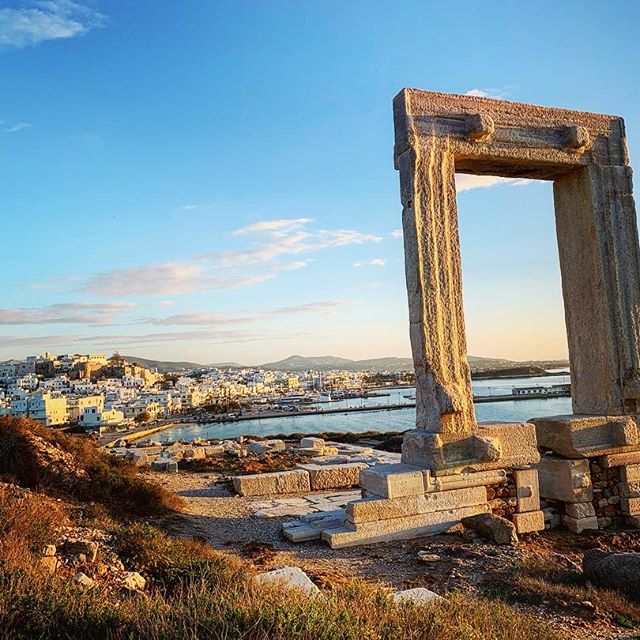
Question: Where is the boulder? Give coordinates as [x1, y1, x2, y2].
[583, 549, 640, 597]
[393, 588, 444, 605]
[255, 566, 319, 595]
[121, 571, 146, 591]
[461, 513, 518, 546]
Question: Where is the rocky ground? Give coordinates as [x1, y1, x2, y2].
[151, 469, 640, 640]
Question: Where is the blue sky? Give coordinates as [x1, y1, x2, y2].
[0, 0, 638, 364]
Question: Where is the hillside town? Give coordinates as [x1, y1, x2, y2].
[0, 352, 411, 431]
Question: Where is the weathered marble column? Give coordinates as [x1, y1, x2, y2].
[397, 138, 477, 436]
[554, 162, 640, 416]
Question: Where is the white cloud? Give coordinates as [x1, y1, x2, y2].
[0, 1, 106, 50]
[455, 174, 531, 193]
[464, 88, 508, 99]
[3, 122, 31, 133]
[390, 229, 403, 239]
[0, 301, 136, 325]
[231, 218, 314, 236]
[354, 258, 386, 267]
[76, 218, 380, 297]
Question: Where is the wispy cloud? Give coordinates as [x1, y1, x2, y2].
[354, 258, 386, 267]
[455, 174, 531, 192]
[268, 300, 354, 317]
[0, 328, 309, 352]
[80, 263, 275, 297]
[0, 1, 106, 50]
[3, 122, 31, 133]
[390, 229, 402, 239]
[74, 218, 380, 297]
[0, 302, 136, 325]
[149, 312, 250, 327]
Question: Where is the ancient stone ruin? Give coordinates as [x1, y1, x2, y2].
[280, 89, 640, 546]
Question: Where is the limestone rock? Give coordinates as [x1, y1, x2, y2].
[300, 437, 324, 448]
[121, 571, 146, 591]
[393, 587, 444, 605]
[255, 566, 319, 595]
[73, 572, 95, 588]
[512, 510, 545, 534]
[562, 515, 598, 533]
[583, 549, 640, 595]
[461, 513, 518, 546]
[359, 463, 428, 499]
[565, 502, 596, 519]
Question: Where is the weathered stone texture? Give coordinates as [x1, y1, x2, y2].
[233, 470, 310, 497]
[512, 510, 545, 534]
[346, 486, 487, 524]
[532, 414, 640, 458]
[297, 463, 367, 491]
[322, 504, 489, 549]
[537, 456, 593, 503]
[359, 464, 429, 499]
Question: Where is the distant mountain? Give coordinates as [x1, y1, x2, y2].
[121, 353, 569, 374]
[121, 356, 205, 373]
[259, 355, 355, 371]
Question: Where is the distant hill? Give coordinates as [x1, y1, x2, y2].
[121, 353, 569, 374]
[259, 354, 523, 372]
[121, 356, 204, 373]
[259, 355, 355, 371]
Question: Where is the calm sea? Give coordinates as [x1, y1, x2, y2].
[158, 374, 571, 442]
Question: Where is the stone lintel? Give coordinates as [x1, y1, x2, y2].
[393, 88, 628, 180]
[531, 414, 640, 458]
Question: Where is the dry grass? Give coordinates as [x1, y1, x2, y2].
[0, 538, 566, 640]
[488, 552, 640, 632]
[0, 484, 68, 571]
[0, 417, 183, 518]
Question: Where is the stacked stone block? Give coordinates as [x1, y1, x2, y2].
[311, 462, 544, 548]
[533, 415, 640, 532]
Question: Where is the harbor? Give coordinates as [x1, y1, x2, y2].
[155, 374, 572, 443]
